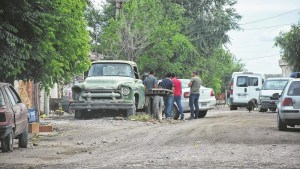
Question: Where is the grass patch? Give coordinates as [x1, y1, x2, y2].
[128, 113, 153, 122]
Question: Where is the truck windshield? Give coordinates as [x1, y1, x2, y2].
[88, 63, 133, 77]
[261, 80, 289, 90]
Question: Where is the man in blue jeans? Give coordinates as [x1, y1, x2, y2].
[188, 71, 201, 119]
[171, 73, 184, 120]
[160, 73, 174, 119]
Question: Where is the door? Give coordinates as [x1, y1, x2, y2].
[4, 85, 27, 135]
[234, 75, 262, 103]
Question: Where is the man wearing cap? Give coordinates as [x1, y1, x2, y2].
[188, 71, 201, 119]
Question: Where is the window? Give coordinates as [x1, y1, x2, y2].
[287, 81, 300, 96]
[0, 89, 5, 107]
[236, 76, 247, 87]
[88, 63, 133, 77]
[262, 80, 289, 90]
[248, 77, 258, 86]
[4, 86, 17, 106]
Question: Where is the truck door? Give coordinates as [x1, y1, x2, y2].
[246, 75, 261, 101]
[234, 75, 249, 103]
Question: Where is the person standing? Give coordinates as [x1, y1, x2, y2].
[171, 73, 184, 120]
[143, 70, 158, 90]
[161, 72, 174, 119]
[188, 71, 201, 119]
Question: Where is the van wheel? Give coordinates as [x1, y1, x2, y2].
[230, 105, 237, 110]
[1, 130, 13, 152]
[19, 124, 28, 148]
[198, 110, 207, 118]
[277, 113, 287, 131]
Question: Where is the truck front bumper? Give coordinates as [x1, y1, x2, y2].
[69, 100, 134, 111]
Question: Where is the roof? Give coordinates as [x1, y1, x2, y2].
[91, 60, 137, 66]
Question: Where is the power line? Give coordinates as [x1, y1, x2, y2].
[241, 54, 278, 61]
[243, 22, 298, 30]
[240, 8, 300, 25]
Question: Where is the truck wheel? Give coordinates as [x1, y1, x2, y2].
[198, 110, 207, 118]
[171, 104, 179, 120]
[74, 110, 82, 119]
[152, 96, 163, 120]
[230, 105, 237, 110]
[18, 124, 28, 148]
[277, 113, 287, 131]
[1, 130, 13, 152]
[127, 104, 136, 117]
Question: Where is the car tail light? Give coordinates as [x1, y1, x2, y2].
[230, 81, 233, 95]
[281, 98, 293, 106]
[184, 92, 190, 98]
[210, 90, 215, 96]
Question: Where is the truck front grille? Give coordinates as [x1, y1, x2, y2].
[82, 91, 122, 100]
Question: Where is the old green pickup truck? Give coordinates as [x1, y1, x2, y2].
[70, 60, 146, 118]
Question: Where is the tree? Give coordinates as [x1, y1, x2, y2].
[0, 0, 91, 89]
[275, 24, 300, 71]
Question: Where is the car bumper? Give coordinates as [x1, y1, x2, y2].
[260, 100, 278, 109]
[279, 109, 300, 125]
[0, 125, 12, 139]
[69, 100, 134, 111]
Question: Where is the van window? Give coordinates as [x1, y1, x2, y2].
[237, 76, 247, 87]
[248, 77, 258, 86]
[236, 76, 259, 87]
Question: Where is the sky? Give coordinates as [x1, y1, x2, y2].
[227, 0, 300, 74]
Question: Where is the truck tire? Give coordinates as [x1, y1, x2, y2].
[198, 110, 207, 118]
[127, 98, 137, 117]
[230, 105, 237, 110]
[18, 124, 28, 148]
[152, 96, 163, 120]
[1, 129, 13, 152]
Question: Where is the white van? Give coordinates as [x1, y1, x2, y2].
[228, 72, 265, 110]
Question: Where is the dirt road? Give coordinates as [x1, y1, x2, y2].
[1, 107, 300, 169]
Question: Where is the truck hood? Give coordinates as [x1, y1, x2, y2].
[260, 89, 282, 97]
[82, 76, 136, 90]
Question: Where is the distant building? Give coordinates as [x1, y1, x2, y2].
[279, 59, 292, 77]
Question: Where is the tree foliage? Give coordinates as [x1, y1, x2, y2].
[0, 0, 91, 89]
[275, 24, 300, 71]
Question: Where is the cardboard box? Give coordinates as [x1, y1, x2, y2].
[28, 123, 39, 133]
[39, 125, 53, 132]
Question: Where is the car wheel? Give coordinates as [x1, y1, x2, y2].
[198, 110, 207, 118]
[18, 124, 28, 148]
[152, 96, 163, 120]
[230, 105, 237, 110]
[171, 104, 179, 120]
[277, 113, 287, 131]
[74, 110, 82, 119]
[258, 105, 268, 112]
[1, 130, 13, 152]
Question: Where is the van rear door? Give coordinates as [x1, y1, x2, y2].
[234, 75, 261, 103]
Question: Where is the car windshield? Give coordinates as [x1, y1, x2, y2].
[88, 63, 133, 77]
[261, 80, 289, 90]
[287, 81, 300, 96]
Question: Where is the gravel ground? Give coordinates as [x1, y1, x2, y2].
[0, 105, 300, 169]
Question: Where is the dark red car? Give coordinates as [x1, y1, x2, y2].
[0, 83, 28, 152]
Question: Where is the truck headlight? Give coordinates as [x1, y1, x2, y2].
[121, 87, 130, 96]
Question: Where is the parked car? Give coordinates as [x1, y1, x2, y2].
[276, 78, 300, 131]
[0, 83, 28, 152]
[258, 78, 291, 112]
[228, 72, 265, 110]
[290, 72, 300, 78]
[172, 79, 216, 119]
